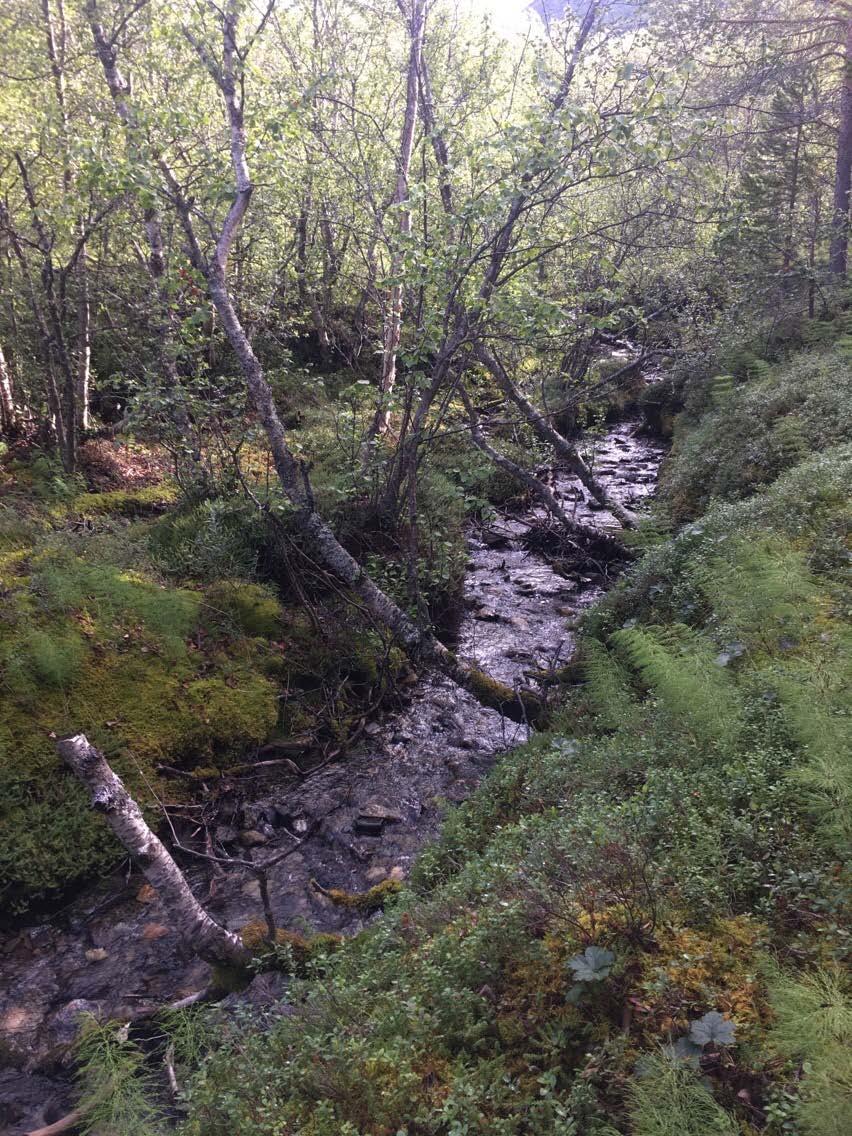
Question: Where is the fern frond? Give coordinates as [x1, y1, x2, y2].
[709, 373, 735, 407]
[583, 637, 640, 730]
[611, 624, 743, 749]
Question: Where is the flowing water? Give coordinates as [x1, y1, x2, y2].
[0, 418, 665, 1133]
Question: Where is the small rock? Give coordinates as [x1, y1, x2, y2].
[481, 530, 511, 550]
[239, 829, 268, 847]
[366, 866, 388, 882]
[275, 810, 310, 834]
[49, 999, 100, 1047]
[214, 825, 239, 845]
[364, 721, 382, 737]
[353, 815, 384, 837]
[360, 801, 403, 822]
[136, 883, 157, 904]
[476, 607, 501, 622]
[241, 879, 262, 898]
[85, 948, 108, 963]
[141, 923, 170, 942]
[389, 866, 405, 881]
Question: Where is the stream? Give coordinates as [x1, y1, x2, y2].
[0, 417, 665, 1134]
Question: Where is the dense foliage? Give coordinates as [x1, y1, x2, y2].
[64, 328, 845, 1136]
[0, 0, 850, 1133]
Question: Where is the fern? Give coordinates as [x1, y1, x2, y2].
[624, 1053, 738, 1136]
[691, 538, 817, 646]
[582, 637, 640, 730]
[709, 373, 734, 407]
[768, 968, 852, 1136]
[744, 357, 771, 382]
[611, 624, 743, 749]
[802, 318, 836, 346]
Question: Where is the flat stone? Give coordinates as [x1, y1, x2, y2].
[84, 948, 108, 963]
[241, 878, 262, 898]
[238, 829, 268, 847]
[360, 801, 403, 821]
[141, 923, 170, 942]
[476, 607, 501, 622]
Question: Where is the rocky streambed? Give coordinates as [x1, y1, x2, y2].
[0, 419, 664, 1133]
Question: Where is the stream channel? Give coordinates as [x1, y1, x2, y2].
[0, 416, 665, 1133]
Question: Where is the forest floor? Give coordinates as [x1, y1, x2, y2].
[1, 337, 850, 1136]
[1, 401, 663, 1131]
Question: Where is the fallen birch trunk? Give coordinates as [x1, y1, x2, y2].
[57, 734, 249, 968]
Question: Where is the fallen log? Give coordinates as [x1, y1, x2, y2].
[57, 734, 250, 968]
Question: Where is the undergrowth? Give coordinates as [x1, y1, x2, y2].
[12, 333, 851, 1131]
[118, 338, 848, 1134]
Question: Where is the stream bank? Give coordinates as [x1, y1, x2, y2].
[0, 418, 664, 1134]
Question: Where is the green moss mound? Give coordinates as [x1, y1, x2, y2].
[0, 548, 280, 911]
[0, 458, 411, 912]
[661, 343, 852, 522]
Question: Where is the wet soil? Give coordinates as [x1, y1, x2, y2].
[0, 419, 664, 1134]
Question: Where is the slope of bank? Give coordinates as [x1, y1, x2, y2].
[171, 340, 851, 1135]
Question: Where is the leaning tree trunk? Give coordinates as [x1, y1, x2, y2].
[202, 263, 542, 724]
[476, 345, 636, 529]
[830, 17, 852, 276]
[458, 383, 624, 554]
[58, 734, 249, 967]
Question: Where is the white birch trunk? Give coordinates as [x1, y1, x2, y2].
[0, 343, 17, 434]
[58, 734, 249, 967]
[365, 0, 426, 447]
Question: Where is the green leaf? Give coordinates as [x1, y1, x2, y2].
[567, 945, 615, 982]
[689, 1011, 736, 1048]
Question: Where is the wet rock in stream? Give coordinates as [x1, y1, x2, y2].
[0, 419, 665, 1132]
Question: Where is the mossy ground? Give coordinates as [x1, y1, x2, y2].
[0, 448, 409, 915]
